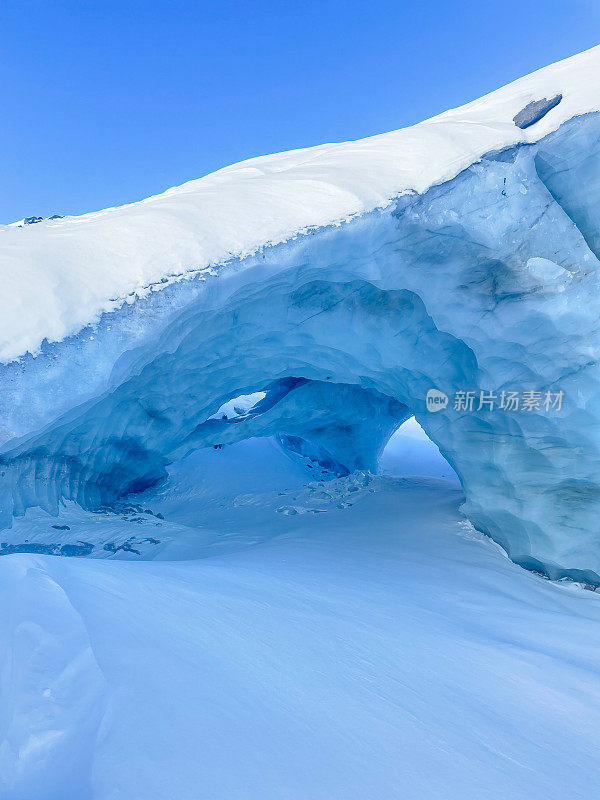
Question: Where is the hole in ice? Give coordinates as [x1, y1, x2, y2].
[208, 392, 267, 420]
[380, 417, 458, 482]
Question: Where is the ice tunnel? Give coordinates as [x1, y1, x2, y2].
[2, 50, 600, 582]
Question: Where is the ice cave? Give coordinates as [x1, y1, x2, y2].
[2, 36, 600, 800]
[2, 103, 600, 580]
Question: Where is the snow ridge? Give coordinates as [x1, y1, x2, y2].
[1, 45, 599, 361]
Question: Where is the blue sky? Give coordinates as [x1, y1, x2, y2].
[1, 0, 598, 223]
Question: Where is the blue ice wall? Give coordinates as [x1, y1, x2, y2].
[2, 113, 600, 582]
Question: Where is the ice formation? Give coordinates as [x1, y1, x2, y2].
[1, 46, 600, 581]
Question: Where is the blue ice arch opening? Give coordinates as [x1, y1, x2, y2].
[1, 112, 600, 583]
[380, 418, 458, 483]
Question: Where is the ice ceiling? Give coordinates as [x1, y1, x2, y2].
[1, 113, 600, 581]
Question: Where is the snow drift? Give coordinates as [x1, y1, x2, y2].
[1, 46, 600, 581]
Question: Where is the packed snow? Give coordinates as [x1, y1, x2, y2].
[1, 432, 599, 799]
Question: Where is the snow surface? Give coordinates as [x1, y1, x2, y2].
[1, 432, 599, 799]
[1, 45, 600, 361]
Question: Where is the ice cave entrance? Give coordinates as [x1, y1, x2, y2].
[380, 418, 459, 483]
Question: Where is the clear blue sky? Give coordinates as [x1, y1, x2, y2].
[1, 0, 598, 223]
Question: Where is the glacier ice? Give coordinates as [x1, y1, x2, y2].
[1, 111, 600, 581]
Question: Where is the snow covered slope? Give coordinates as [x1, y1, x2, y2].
[1, 45, 599, 360]
[1, 438, 599, 800]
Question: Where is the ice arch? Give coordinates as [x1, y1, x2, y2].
[1, 113, 600, 582]
[380, 418, 458, 482]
